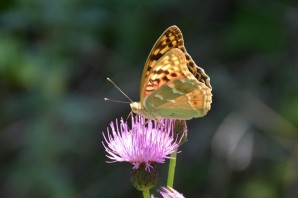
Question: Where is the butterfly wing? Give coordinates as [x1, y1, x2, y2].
[142, 48, 193, 99]
[142, 48, 212, 120]
[144, 78, 212, 120]
[140, 26, 183, 98]
[140, 25, 211, 100]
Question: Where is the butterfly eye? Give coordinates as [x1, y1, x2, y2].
[130, 102, 140, 112]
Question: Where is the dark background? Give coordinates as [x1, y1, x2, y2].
[1, 0, 298, 197]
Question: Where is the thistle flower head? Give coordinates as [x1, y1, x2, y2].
[159, 186, 185, 198]
[102, 115, 182, 171]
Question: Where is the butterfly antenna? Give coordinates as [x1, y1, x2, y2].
[104, 98, 130, 104]
[106, 77, 133, 102]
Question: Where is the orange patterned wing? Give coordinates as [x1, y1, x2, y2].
[140, 25, 211, 100]
[142, 48, 191, 100]
[140, 26, 184, 98]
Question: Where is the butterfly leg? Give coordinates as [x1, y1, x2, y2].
[126, 111, 133, 121]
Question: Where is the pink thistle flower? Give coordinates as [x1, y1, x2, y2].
[102, 115, 181, 171]
[159, 187, 185, 198]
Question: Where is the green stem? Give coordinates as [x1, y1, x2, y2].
[142, 189, 150, 198]
[167, 150, 177, 187]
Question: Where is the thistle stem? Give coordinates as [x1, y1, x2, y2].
[167, 150, 177, 187]
[142, 189, 150, 198]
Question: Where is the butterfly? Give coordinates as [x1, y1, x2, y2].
[130, 25, 212, 120]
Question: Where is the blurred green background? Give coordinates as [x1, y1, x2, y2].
[1, 0, 298, 197]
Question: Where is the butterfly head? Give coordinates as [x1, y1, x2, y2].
[130, 102, 142, 114]
[130, 102, 156, 120]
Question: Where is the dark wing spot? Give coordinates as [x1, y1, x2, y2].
[154, 53, 163, 60]
[171, 73, 177, 77]
[164, 70, 169, 75]
[162, 76, 169, 81]
[155, 70, 163, 74]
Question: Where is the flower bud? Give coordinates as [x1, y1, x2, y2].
[130, 163, 159, 191]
